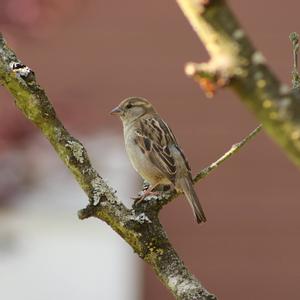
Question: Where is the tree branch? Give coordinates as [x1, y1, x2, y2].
[0, 33, 259, 299]
[193, 124, 262, 182]
[289, 32, 300, 90]
[138, 124, 262, 211]
[176, 0, 300, 168]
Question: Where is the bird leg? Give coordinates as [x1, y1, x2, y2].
[132, 183, 161, 204]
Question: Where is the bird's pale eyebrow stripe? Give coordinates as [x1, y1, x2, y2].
[135, 101, 151, 108]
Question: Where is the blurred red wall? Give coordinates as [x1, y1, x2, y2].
[1, 1, 300, 299]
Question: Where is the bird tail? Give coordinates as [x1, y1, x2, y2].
[179, 177, 207, 224]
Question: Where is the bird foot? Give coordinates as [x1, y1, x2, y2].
[131, 190, 160, 204]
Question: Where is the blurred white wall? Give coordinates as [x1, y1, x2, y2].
[0, 133, 141, 300]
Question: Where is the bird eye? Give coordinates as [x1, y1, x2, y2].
[126, 103, 133, 109]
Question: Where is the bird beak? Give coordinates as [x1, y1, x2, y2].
[110, 106, 123, 115]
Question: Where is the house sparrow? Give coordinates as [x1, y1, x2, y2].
[111, 97, 206, 223]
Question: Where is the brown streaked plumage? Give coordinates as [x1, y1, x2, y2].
[111, 97, 206, 223]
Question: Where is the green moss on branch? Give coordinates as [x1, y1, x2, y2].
[177, 0, 300, 167]
[1, 27, 261, 298]
[0, 33, 217, 300]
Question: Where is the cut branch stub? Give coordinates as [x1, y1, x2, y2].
[178, 0, 253, 97]
[289, 32, 300, 90]
[177, 0, 300, 167]
[185, 62, 230, 97]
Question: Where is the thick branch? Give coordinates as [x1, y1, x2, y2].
[289, 32, 300, 90]
[0, 33, 259, 299]
[0, 33, 216, 300]
[177, 0, 300, 167]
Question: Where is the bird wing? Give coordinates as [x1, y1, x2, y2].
[135, 116, 190, 183]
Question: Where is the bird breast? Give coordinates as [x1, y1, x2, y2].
[123, 125, 170, 186]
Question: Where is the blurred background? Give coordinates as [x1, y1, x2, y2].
[0, 1, 300, 299]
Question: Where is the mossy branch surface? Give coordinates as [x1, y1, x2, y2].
[177, 0, 300, 167]
[289, 32, 300, 90]
[1, 33, 259, 299]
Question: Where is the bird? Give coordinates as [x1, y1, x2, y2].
[111, 97, 206, 224]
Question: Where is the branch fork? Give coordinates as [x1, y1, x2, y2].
[1, 30, 261, 300]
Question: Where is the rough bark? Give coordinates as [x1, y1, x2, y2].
[0, 32, 259, 299]
[177, 0, 300, 167]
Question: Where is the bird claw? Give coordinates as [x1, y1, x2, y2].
[131, 190, 160, 204]
[142, 181, 150, 191]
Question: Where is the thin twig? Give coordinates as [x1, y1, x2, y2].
[193, 125, 262, 182]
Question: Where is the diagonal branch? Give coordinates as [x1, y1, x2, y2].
[176, 0, 300, 168]
[289, 32, 300, 90]
[0, 33, 259, 300]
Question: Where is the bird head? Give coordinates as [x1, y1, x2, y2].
[111, 97, 155, 124]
